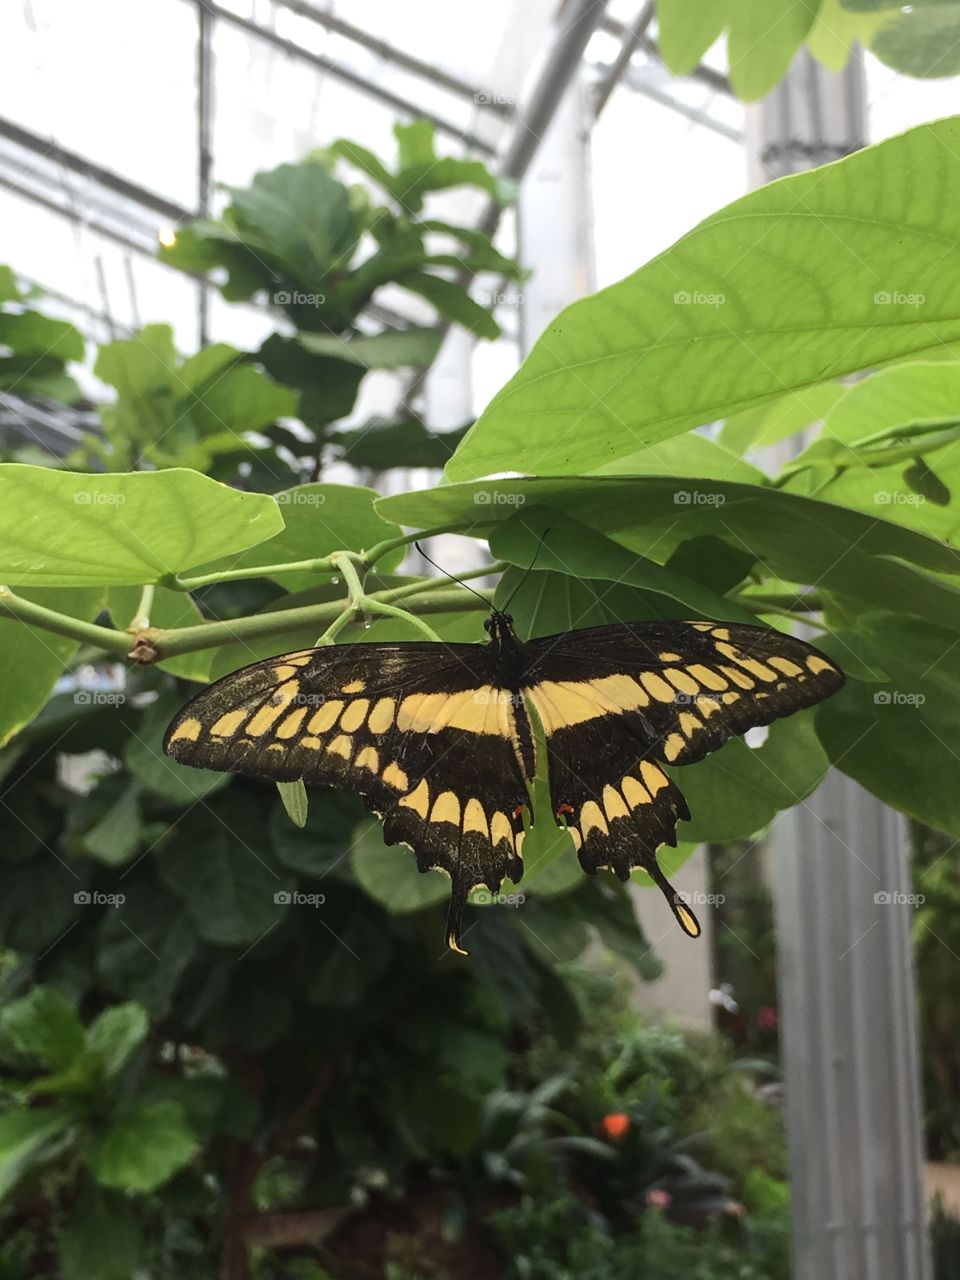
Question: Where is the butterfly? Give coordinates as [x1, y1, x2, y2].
[163, 610, 844, 953]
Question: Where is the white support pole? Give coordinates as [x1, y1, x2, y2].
[749, 48, 933, 1280]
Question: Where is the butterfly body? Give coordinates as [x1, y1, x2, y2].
[164, 612, 844, 953]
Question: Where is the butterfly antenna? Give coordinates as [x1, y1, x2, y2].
[414, 541, 493, 610]
[502, 527, 552, 612]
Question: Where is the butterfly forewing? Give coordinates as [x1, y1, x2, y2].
[163, 641, 533, 951]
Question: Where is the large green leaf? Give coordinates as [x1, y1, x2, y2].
[870, 3, 960, 76]
[727, 0, 821, 100]
[816, 614, 960, 836]
[0, 1107, 74, 1199]
[657, 0, 727, 74]
[87, 1099, 196, 1192]
[0, 465, 284, 586]
[85, 1004, 149, 1079]
[378, 476, 960, 628]
[351, 821, 449, 912]
[191, 482, 403, 593]
[60, 1183, 143, 1280]
[0, 987, 85, 1071]
[0, 586, 103, 746]
[445, 118, 960, 480]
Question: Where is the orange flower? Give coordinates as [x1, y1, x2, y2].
[600, 1112, 631, 1142]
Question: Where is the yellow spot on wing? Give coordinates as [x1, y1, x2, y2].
[490, 811, 513, 847]
[769, 656, 804, 677]
[272, 664, 298, 681]
[210, 709, 247, 738]
[342, 679, 366, 693]
[664, 668, 699, 696]
[368, 698, 395, 735]
[807, 655, 835, 676]
[580, 801, 608, 837]
[327, 735, 352, 760]
[382, 762, 409, 791]
[679, 711, 702, 737]
[602, 785, 629, 822]
[431, 791, 461, 826]
[659, 651, 682, 661]
[308, 701, 343, 733]
[621, 775, 651, 807]
[662, 733, 686, 761]
[677, 903, 701, 937]
[276, 707, 308, 739]
[301, 736, 322, 750]
[689, 663, 727, 690]
[640, 760, 669, 795]
[356, 746, 379, 772]
[721, 665, 755, 690]
[400, 779, 430, 818]
[463, 798, 488, 836]
[339, 699, 369, 733]
[169, 717, 201, 743]
[640, 672, 676, 703]
[246, 680, 300, 736]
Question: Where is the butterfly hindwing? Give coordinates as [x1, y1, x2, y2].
[163, 641, 532, 951]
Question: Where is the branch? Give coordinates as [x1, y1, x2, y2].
[0, 588, 131, 657]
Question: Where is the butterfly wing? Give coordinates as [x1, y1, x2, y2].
[163, 641, 532, 952]
[520, 620, 844, 935]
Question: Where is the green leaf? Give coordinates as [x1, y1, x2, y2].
[158, 800, 293, 945]
[816, 615, 960, 836]
[269, 788, 364, 878]
[445, 118, 960, 479]
[294, 326, 442, 369]
[489, 509, 759, 623]
[276, 779, 308, 828]
[331, 417, 470, 471]
[587, 430, 765, 482]
[870, 3, 960, 76]
[125, 690, 229, 804]
[0, 586, 103, 746]
[822, 360, 960, 444]
[60, 1182, 143, 1280]
[88, 1099, 197, 1192]
[0, 465, 284, 586]
[97, 879, 198, 1018]
[187, 362, 297, 436]
[677, 712, 830, 843]
[0, 857, 87, 954]
[378, 476, 960, 630]
[81, 784, 141, 866]
[85, 1003, 149, 1078]
[0, 987, 85, 1071]
[0, 1107, 74, 1199]
[719, 382, 846, 454]
[351, 820, 449, 912]
[396, 272, 499, 340]
[226, 159, 357, 285]
[806, 0, 887, 70]
[727, 0, 822, 100]
[657, 0, 727, 74]
[191, 482, 403, 592]
[0, 309, 83, 361]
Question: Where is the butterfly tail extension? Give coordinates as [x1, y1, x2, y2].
[636, 847, 702, 939]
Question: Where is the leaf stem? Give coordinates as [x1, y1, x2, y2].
[0, 587, 132, 657]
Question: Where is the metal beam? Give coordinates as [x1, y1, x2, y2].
[197, 0, 215, 344]
[0, 116, 193, 224]
[267, 0, 514, 117]
[592, 1, 655, 119]
[205, 3, 497, 156]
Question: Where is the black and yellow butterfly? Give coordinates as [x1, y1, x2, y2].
[163, 611, 844, 953]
